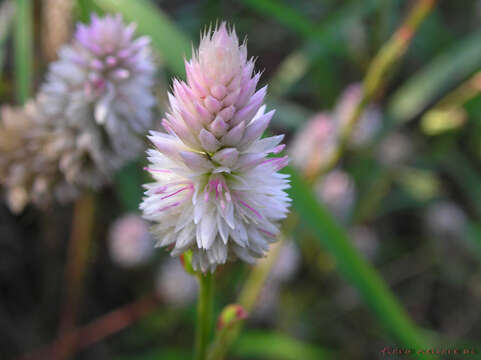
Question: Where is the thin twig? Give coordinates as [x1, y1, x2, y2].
[16, 292, 159, 360]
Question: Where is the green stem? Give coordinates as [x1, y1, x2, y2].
[57, 191, 96, 360]
[208, 217, 297, 360]
[195, 272, 214, 360]
[14, 0, 33, 105]
[308, 0, 436, 180]
[207, 239, 284, 360]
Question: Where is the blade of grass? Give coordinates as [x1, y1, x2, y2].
[268, 0, 381, 97]
[93, 0, 190, 77]
[207, 237, 286, 360]
[14, 0, 32, 104]
[312, 0, 436, 179]
[267, 99, 313, 129]
[232, 330, 334, 360]
[465, 222, 481, 263]
[115, 350, 191, 360]
[114, 160, 144, 212]
[284, 166, 432, 358]
[435, 146, 481, 219]
[0, 0, 15, 73]
[240, 0, 317, 38]
[388, 28, 481, 124]
[75, 0, 104, 23]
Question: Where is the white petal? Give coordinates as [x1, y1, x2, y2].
[180, 151, 213, 171]
[199, 129, 221, 152]
[212, 148, 239, 167]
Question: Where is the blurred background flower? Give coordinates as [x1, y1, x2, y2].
[316, 169, 356, 222]
[334, 83, 382, 148]
[155, 258, 198, 307]
[0, 13, 156, 213]
[108, 213, 153, 268]
[289, 112, 337, 177]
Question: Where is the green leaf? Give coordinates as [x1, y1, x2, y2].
[14, 0, 33, 105]
[232, 330, 333, 360]
[114, 160, 144, 212]
[93, 0, 191, 77]
[284, 166, 432, 358]
[241, 0, 317, 38]
[268, 0, 380, 97]
[267, 98, 313, 129]
[0, 1, 15, 74]
[465, 222, 481, 263]
[114, 349, 191, 360]
[388, 28, 481, 124]
[76, 0, 104, 22]
[435, 147, 481, 219]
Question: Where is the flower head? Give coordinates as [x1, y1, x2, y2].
[334, 83, 381, 147]
[155, 258, 198, 306]
[38, 13, 156, 185]
[141, 22, 290, 272]
[0, 105, 79, 212]
[108, 214, 153, 268]
[289, 112, 337, 177]
[315, 169, 355, 222]
[0, 15, 155, 212]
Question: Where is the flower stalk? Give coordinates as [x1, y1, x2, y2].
[57, 191, 96, 360]
[309, 0, 436, 181]
[14, 0, 33, 105]
[208, 226, 295, 360]
[195, 272, 214, 360]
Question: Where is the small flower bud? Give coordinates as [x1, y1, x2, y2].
[217, 304, 248, 330]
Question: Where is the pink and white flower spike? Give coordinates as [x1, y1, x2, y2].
[140, 22, 291, 272]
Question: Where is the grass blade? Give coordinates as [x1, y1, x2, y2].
[93, 0, 190, 77]
[388, 28, 481, 124]
[269, 0, 380, 98]
[0, 0, 15, 74]
[14, 0, 32, 104]
[115, 349, 191, 360]
[284, 166, 431, 357]
[241, 0, 317, 38]
[435, 146, 481, 219]
[114, 160, 144, 212]
[232, 330, 334, 360]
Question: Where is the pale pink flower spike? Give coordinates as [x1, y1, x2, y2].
[140, 23, 291, 272]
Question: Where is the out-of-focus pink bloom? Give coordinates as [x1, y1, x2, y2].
[271, 241, 301, 282]
[289, 112, 337, 177]
[316, 169, 356, 222]
[108, 214, 153, 268]
[141, 23, 291, 272]
[252, 279, 281, 321]
[155, 258, 198, 306]
[39, 13, 156, 183]
[334, 83, 382, 148]
[0, 15, 156, 213]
